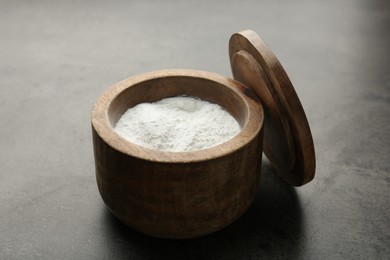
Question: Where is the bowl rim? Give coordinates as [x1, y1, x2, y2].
[91, 69, 264, 163]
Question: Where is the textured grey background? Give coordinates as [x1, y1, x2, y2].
[0, 0, 389, 259]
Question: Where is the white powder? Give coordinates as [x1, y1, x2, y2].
[114, 96, 241, 152]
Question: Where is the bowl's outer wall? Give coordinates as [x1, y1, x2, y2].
[92, 126, 263, 239]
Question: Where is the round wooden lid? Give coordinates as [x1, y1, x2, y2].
[229, 30, 315, 186]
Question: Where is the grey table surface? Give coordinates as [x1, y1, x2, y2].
[1, 0, 389, 259]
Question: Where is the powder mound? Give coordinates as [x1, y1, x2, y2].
[114, 96, 241, 152]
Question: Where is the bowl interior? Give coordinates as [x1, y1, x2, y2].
[108, 75, 249, 129]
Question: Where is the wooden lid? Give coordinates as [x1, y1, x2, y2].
[229, 30, 315, 186]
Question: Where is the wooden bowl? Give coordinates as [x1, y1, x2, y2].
[92, 69, 264, 239]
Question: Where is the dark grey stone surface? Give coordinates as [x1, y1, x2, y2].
[0, 0, 389, 259]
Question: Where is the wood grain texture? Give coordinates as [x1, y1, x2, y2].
[229, 30, 315, 186]
[92, 69, 264, 238]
